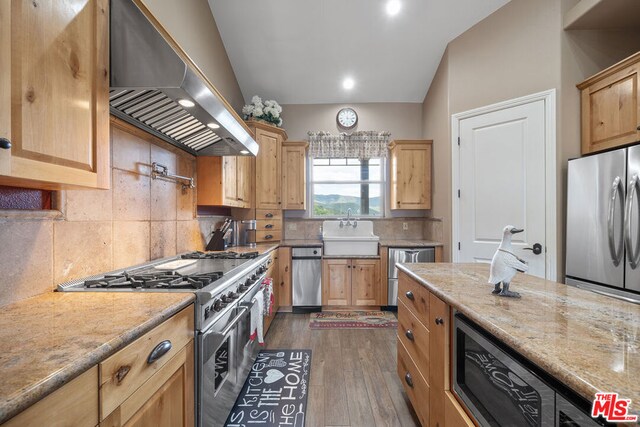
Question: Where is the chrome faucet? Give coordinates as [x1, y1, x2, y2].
[345, 208, 352, 226]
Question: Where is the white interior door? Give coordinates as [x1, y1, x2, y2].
[456, 99, 547, 278]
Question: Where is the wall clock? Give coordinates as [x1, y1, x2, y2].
[337, 108, 358, 130]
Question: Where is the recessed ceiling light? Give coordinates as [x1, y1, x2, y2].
[207, 122, 220, 129]
[178, 99, 195, 108]
[342, 77, 355, 90]
[386, 0, 401, 16]
[240, 150, 250, 155]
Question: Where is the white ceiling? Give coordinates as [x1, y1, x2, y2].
[208, 0, 509, 104]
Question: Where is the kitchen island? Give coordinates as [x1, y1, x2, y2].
[397, 262, 640, 421]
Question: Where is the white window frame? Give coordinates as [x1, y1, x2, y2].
[308, 157, 386, 219]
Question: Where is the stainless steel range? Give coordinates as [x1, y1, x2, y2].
[58, 250, 273, 427]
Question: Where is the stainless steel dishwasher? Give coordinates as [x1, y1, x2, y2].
[388, 247, 435, 307]
[292, 246, 322, 313]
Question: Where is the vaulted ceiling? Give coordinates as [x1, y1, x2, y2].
[208, 0, 509, 104]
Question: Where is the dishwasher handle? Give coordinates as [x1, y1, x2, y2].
[292, 256, 322, 260]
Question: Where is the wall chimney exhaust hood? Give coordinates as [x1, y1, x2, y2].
[109, 0, 258, 157]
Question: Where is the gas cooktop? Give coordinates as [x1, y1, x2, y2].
[83, 271, 224, 290]
[181, 251, 259, 260]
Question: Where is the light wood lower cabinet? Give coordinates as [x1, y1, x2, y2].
[398, 270, 468, 427]
[101, 341, 194, 427]
[2, 367, 98, 427]
[278, 247, 292, 307]
[322, 258, 381, 306]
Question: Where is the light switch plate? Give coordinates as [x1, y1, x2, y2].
[403, 222, 408, 230]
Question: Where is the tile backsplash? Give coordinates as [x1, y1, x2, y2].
[0, 121, 223, 307]
[284, 217, 443, 241]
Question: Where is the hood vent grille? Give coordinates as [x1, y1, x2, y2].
[110, 89, 222, 154]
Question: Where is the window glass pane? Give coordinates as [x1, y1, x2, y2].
[312, 158, 382, 182]
[313, 183, 382, 217]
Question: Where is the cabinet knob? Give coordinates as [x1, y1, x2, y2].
[265, 213, 274, 218]
[405, 291, 414, 300]
[0, 138, 11, 150]
[637, 125, 640, 131]
[265, 224, 274, 229]
[405, 330, 414, 341]
[265, 234, 273, 240]
[435, 317, 444, 325]
[404, 372, 414, 388]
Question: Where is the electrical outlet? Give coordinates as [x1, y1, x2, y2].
[287, 223, 298, 231]
[403, 222, 409, 231]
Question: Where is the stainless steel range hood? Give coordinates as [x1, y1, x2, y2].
[109, 0, 258, 157]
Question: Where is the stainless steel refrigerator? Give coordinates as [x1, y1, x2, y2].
[565, 145, 640, 301]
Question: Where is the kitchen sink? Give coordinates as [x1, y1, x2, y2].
[322, 220, 380, 256]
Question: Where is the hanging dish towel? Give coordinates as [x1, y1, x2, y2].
[249, 291, 265, 345]
[261, 278, 274, 316]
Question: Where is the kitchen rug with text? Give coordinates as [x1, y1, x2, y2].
[309, 310, 398, 329]
[224, 349, 311, 427]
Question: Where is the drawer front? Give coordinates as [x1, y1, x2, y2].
[257, 219, 283, 231]
[256, 230, 282, 242]
[397, 341, 430, 427]
[99, 306, 194, 420]
[256, 209, 282, 220]
[398, 299, 430, 374]
[398, 271, 430, 323]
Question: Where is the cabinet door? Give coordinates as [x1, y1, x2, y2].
[223, 156, 238, 206]
[0, 0, 110, 189]
[391, 142, 432, 210]
[580, 56, 640, 154]
[255, 128, 281, 209]
[278, 247, 292, 306]
[351, 259, 380, 305]
[322, 259, 351, 306]
[236, 155, 252, 208]
[102, 341, 195, 427]
[282, 144, 306, 210]
[429, 293, 449, 427]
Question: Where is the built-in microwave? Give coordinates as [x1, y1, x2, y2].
[453, 313, 605, 427]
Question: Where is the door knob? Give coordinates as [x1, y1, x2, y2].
[0, 138, 10, 149]
[524, 243, 543, 255]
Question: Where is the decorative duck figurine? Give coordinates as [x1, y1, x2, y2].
[488, 225, 528, 298]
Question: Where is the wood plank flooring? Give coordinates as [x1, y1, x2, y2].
[265, 313, 420, 427]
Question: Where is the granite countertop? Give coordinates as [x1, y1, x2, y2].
[279, 239, 323, 247]
[379, 239, 443, 247]
[0, 292, 195, 424]
[397, 263, 640, 414]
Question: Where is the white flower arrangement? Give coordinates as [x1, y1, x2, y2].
[242, 95, 283, 127]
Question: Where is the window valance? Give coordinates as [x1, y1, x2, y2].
[307, 131, 390, 159]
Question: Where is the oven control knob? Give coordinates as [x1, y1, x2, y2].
[212, 299, 223, 312]
[245, 278, 252, 287]
[251, 274, 259, 281]
[228, 291, 239, 299]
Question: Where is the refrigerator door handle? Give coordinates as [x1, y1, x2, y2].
[608, 176, 625, 266]
[624, 174, 640, 269]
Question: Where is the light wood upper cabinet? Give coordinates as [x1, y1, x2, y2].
[0, 0, 110, 190]
[282, 141, 308, 210]
[390, 140, 432, 210]
[578, 52, 640, 155]
[246, 120, 288, 210]
[197, 156, 251, 208]
[322, 258, 381, 306]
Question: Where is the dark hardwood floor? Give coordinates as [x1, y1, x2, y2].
[264, 313, 420, 427]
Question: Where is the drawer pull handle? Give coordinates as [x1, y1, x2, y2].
[265, 224, 274, 229]
[435, 317, 444, 325]
[265, 213, 274, 218]
[405, 291, 414, 300]
[405, 330, 414, 341]
[265, 234, 273, 240]
[0, 138, 11, 150]
[147, 340, 172, 364]
[404, 372, 414, 388]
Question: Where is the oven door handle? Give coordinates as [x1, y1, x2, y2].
[202, 306, 250, 364]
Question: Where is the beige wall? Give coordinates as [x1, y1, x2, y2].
[421, 0, 640, 277]
[142, 0, 244, 112]
[0, 123, 222, 307]
[281, 103, 423, 141]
